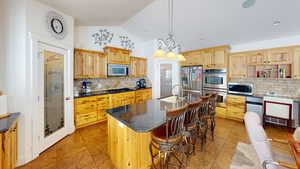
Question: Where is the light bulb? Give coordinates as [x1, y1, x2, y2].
[167, 52, 176, 59]
[177, 54, 186, 61]
[153, 50, 166, 58]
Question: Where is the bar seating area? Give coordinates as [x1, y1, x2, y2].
[149, 94, 217, 169]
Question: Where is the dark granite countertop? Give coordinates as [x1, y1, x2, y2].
[107, 93, 203, 133]
[0, 112, 20, 133]
[74, 87, 152, 98]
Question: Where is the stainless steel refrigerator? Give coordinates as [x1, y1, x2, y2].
[181, 66, 203, 94]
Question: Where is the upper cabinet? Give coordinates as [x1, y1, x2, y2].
[229, 53, 247, 78]
[130, 57, 147, 77]
[292, 46, 300, 79]
[181, 45, 229, 69]
[74, 49, 107, 79]
[181, 51, 203, 66]
[211, 46, 229, 69]
[104, 46, 131, 65]
[247, 50, 266, 65]
[267, 47, 292, 64]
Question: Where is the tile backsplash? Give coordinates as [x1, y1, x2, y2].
[74, 77, 152, 92]
[230, 78, 300, 97]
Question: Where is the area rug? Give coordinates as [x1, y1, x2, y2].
[230, 142, 295, 169]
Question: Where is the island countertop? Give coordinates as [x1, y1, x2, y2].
[106, 93, 203, 133]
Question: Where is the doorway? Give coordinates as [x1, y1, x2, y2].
[160, 64, 173, 98]
[37, 43, 71, 153]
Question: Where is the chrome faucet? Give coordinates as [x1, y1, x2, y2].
[172, 84, 183, 98]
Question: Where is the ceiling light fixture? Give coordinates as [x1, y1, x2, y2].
[242, 0, 256, 8]
[273, 20, 281, 26]
[153, 0, 186, 61]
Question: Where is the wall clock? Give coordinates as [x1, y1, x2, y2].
[47, 11, 67, 40]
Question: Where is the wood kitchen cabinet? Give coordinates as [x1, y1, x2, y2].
[0, 115, 19, 169]
[247, 50, 267, 65]
[267, 47, 292, 64]
[130, 57, 147, 77]
[104, 46, 131, 65]
[181, 50, 203, 66]
[292, 46, 300, 79]
[226, 95, 246, 121]
[135, 89, 152, 103]
[74, 48, 107, 79]
[229, 53, 247, 78]
[181, 45, 229, 69]
[74, 95, 110, 128]
[110, 92, 136, 109]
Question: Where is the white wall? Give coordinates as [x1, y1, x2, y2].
[3, 0, 74, 166]
[231, 35, 300, 53]
[0, 1, 5, 92]
[75, 26, 144, 57]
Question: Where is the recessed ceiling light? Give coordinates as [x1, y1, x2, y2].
[273, 20, 281, 26]
[200, 38, 205, 41]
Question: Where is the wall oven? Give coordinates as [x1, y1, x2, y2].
[203, 69, 227, 90]
[108, 64, 129, 76]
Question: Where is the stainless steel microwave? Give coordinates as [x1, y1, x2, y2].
[108, 64, 129, 76]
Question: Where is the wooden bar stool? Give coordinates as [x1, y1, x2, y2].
[197, 96, 210, 151]
[149, 104, 189, 169]
[208, 93, 217, 140]
[184, 100, 202, 155]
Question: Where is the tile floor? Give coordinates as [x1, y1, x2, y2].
[17, 118, 290, 169]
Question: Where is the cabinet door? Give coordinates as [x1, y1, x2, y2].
[11, 123, 17, 169]
[130, 57, 138, 77]
[293, 47, 300, 79]
[213, 48, 227, 68]
[122, 51, 130, 65]
[229, 53, 247, 78]
[267, 47, 291, 64]
[188, 51, 203, 66]
[202, 49, 213, 69]
[137, 58, 147, 77]
[94, 53, 107, 78]
[82, 52, 95, 78]
[3, 131, 11, 169]
[247, 51, 266, 65]
[74, 50, 84, 79]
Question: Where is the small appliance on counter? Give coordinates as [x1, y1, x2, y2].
[136, 79, 146, 89]
[81, 81, 92, 93]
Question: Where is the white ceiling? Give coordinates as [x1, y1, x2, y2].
[38, 0, 154, 26]
[122, 0, 300, 51]
[39, 0, 300, 52]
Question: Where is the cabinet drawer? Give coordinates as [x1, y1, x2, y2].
[75, 103, 97, 114]
[76, 112, 98, 125]
[75, 97, 97, 105]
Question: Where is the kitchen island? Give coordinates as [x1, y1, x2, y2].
[106, 94, 202, 169]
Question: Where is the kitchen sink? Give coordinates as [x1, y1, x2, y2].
[160, 96, 184, 103]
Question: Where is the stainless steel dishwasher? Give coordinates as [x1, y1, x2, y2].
[246, 96, 263, 123]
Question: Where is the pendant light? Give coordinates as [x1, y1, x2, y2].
[153, 0, 186, 61]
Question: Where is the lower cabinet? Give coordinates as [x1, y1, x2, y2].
[74, 89, 152, 128]
[216, 95, 246, 121]
[74, 95, 110, 129]
[1, 121, 18, 169]
[135, 89, 152, 103]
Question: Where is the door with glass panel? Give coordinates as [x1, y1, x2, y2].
[37, 44, 70, 153]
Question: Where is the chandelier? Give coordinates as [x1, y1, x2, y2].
[153, 0, 186, 61]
